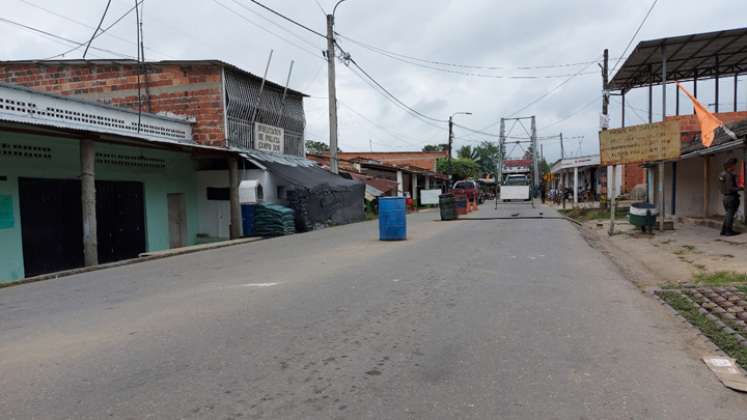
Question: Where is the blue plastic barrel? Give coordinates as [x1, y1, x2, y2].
[241, 204, 256, 236]
[378, 196, 407, 241]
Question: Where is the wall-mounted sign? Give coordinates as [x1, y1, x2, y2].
[0, 195, 14, 229]
[600, 120, 681, 166]
[254, 123, 284, 154]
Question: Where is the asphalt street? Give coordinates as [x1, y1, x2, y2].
[2, 202, 747, 419]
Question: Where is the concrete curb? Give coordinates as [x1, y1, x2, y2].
[0, 237, 264, 290]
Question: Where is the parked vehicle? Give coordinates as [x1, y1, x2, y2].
[452, 180, 482, 204]
[500, 174, 531, 202]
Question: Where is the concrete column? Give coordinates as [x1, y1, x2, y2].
[425, 175, 431, 190]
[658, 163, 665, 231]
[80, 139, 98, 267]
[228, 155, 242, 239]
[396, 170, 404, 196]
[703, 156, 710, 218]
[573, 167, 579, 206]
[411, 174, 418, 204]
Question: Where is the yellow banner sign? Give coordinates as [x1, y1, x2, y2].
[600, 120, 681, 165]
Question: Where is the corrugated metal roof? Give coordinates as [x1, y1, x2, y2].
[609, 27, 747, 91]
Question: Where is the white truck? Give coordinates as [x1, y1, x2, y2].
[500, 174, 531, 202]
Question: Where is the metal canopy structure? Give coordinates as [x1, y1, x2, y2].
[609, 26, 747, 91]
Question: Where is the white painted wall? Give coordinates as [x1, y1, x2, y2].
[196, 168, 289, 240]
[196, 170, 231, 240]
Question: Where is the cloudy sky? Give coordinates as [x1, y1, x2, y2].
[2, 0, 746, 162]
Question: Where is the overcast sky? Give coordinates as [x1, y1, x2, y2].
[2, 0, 746, 162]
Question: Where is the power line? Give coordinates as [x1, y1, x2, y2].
[341, 38, 600, 80]
[19, 0, 175, 60]
[507, 58, 599, 117]
[540, 95, 601, 130]
[247, 0, 326, 38]
[45, 0, 144, 59]
[212, 0, 323, 60]
[311, 0, 327, 15]
[336, 33, 619, 71]
[0, 16, 135, 59]
[83, 0, 112, 59]
[227, 0, 320, 50]
[610, 0, 659, 75]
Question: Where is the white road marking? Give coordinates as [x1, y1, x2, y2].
[241, 283, 279, 287]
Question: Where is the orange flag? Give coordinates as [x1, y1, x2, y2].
[676, 83, 736, 147]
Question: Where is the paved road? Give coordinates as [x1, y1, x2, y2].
[2, 202, 746, 419]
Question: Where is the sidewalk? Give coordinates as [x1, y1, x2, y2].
[586, 217, 747, 288]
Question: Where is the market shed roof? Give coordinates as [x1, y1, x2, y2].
[609, 27, 747, 91]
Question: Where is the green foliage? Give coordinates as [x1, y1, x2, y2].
[436, 157, 480, 180]
[659, 291, 747, 369]
[305, 140, 330, 154]
[457, 145, 480, 161]
[422, 144, 448, 152]
[694, 271, 747, 285]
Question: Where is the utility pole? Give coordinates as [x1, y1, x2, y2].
[498, 118, 505, 183]
[559, 132, 565, 159]
[531, 116, 539, 193]
[602, 48, 615, 236]
[447, 116, 454, 181]
[326, 14, 339, 174]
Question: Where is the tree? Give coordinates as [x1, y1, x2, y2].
[457, 145, 480, 161]
[422, 144, 447, 152]
[305, 140, 330, 154]
[436, 157, 480, 181]
[474, 141, 500, 175]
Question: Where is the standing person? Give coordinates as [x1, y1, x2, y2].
[719, 158, 742, 236]
[539, 181, 546, 204]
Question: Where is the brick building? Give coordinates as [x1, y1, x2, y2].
[0, 59, 363, 241]
[334, 151, 447, 172]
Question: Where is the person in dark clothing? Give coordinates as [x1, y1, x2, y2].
[719, 158, 742, 236]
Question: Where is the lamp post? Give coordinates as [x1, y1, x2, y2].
[448, 112, 472, 184]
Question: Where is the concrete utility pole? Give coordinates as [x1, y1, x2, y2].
[658, 45, 667, 231]
[326, 14, 339, 174]
[559, 132, 564, 159]
[601, 49, 615, 236]
[531, 116, 539, 192]
[80, 139, 98, 267]
[498, 118, 505, 182]
[448, 115, 454, 180]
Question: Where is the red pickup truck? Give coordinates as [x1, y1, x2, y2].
[451, 180, 482, 204]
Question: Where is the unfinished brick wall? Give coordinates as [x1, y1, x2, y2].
[336, 151, 448, 171]
[0, 62, 226, 146]
[623, 164, 645, 192]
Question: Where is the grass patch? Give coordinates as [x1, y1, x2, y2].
[658, 291, 747, 369]
[694, 271, 747, 285]
[558, 206, 629, 222]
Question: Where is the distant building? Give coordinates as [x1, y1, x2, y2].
[335, 151, 447, 172]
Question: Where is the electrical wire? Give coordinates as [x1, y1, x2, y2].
[335, 33, 619, 71]
[0, 16, 135, 59]
[82, 0, 112, 59]
[228, 0, 320, 50]
[247, 0, 326, 39]
[19, 0, 175, 59]
[44, 0, 144, 59]
[342, 39, 600, 80]
[212, 0, 323, 61]
[311, 0, 327, 15]
[609, 0, 659, 75]
[507, 58, 599, 117]
[540, 95, 601, 130]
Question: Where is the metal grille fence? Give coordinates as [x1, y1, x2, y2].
[224, 70, 305, 156]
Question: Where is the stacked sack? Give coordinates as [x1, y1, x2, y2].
[254, 204, 296, 236]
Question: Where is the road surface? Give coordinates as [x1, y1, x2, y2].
[1, 202, 746, 419]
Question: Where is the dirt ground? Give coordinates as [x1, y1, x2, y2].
[584, 218, 747, 288]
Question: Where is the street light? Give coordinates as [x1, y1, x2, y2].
[448, 112, 472, 183]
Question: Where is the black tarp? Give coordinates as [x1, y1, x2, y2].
[255, 158, 365, 232]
